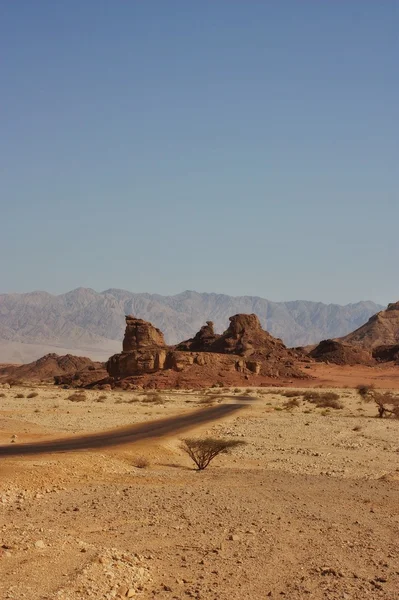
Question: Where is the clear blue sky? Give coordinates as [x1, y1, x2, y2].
[1, 1, 397, 305]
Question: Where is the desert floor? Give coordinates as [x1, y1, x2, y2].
[0, 381, 398, 600]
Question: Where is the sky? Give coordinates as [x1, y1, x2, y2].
[0, 1, 397, 306]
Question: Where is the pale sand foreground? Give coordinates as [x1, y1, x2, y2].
[0, 385, 398, 600]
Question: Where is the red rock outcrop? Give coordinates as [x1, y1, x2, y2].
[106, 313, 306, 387]
[176, 321, 220, 351]
[107, 315, 169, 379]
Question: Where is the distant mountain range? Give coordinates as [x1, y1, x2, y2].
[0, 288, 384, 364]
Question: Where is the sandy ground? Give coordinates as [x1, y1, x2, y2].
[0, 383, 398, 600]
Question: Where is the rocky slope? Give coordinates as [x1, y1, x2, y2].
[0, 288, 382, 362]
[340, 301, 399, 349]
[309, 340, 374, 366]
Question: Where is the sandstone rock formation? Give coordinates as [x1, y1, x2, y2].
[107, 316, 168, 379]
[106, 313, 305, 388]
[176, 321, 219, 351]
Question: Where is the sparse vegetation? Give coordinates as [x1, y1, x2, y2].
[27, 392, 39, 398]
[15, 393, 25, 398]
[141, 392, 165, 404]
[0, 392, 6, 398]
[283, 397, 300, 409]
[357, 386, 399, 418]
[198, 395, 217, 405]
[281, 390, 301, 398]
[67, 391, 87, 402]
[372, 392, 399, 419]
[180, 437, 246, 471]
[303, 391, 343, 409]
[133, 456, 150, 469]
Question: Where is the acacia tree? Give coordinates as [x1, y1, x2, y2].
[357, 385, 399, 419]
[180, 437, 246, 471]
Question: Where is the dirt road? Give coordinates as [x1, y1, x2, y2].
[0, 401, 247, 456]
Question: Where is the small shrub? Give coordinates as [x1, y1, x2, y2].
[353, 425, 362, 431]
[0, 392, 6, 398]
[67, 392, 87, 402]
[283, 398, 300, 409]
[303, 391, 343, 409]
[142, 392, 165, 404]
[15, 393, 25, 399]
[180, 437, 246, 471]
[356, 384, 374, 399]
[281, 390, 301, 398]
[133, 456, 150, 469]
[27, 392, 39, 398]
[198, 396, 217, 405]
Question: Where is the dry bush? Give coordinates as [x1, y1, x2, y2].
[281, 390, 301, 398]
[303, 391, 343, 409]
[27, 392, 39, 398]
[0, 392, 6, 398]
[373, 392, 399, 419]
[283, 398, 300, 409]
[15, 393, 25, 398]
[142, 392, 165, 404]
[356, 384, 374, 400]
[357, 386, 399, 418]
[67, 391, 87, 402]
[6, 378, 24, 387]
[133, 456, 150, 469]
[180, 437, 246, 471]
[198, 396, 217, 405]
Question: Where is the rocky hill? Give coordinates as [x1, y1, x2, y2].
[340, 301, 399, 349]
[0, 288, 383, 363]
[0, 354, 106, 384]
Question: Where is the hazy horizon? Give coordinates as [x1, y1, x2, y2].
[0, 285, 386, 308]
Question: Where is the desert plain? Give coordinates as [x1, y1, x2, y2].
[0, 363, 398, 600]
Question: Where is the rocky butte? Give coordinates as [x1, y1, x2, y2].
[106, 313, 306, 388]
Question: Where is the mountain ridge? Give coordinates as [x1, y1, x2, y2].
[0, 288, 384, 363]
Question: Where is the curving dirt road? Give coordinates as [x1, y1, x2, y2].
[0, 401, 248, 457]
